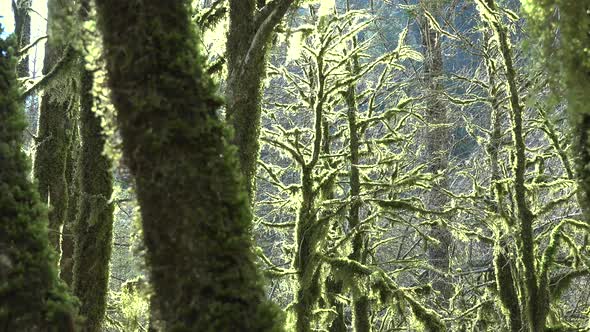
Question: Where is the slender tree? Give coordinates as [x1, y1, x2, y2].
[417, 0, 453, 302]
[13, 0, 31, 78]
[93, 1, 283, 330]
[226, 0, 294, 199]
[33, 0, 76, 253]
[71, 2, 114, 330]
[0, 24, 77, 331]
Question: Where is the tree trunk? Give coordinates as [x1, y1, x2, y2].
[226, 0, 293, 200]
[483, 0, 542, 329]
[345, 61, 371, 332]
[0, 26, 76, 332]
[33, 0, 74, 253]
[14, 0, 31, 78]
[59, 112, 79, 286]
[72, 56, 114, 332]
[418, 1, 453, 302]
[93, 1, 283, 330]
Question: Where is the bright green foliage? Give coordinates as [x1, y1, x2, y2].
[93, 1, 283, 330]
[0, 26, 77, 331]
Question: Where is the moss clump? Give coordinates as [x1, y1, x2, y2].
[0, 26, 77, 331]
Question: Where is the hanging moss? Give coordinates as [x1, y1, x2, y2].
[93, 1, 283, 330]
[0, 26, 77, 331]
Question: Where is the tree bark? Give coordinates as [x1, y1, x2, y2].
[33, 0, 74, 254]
[226, 0, 293, 200]
[72, 47, 114, 332]
[418, 1, 453, 303]
[93, 1, 283, 330]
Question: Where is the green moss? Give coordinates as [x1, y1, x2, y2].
[71, 63, 114, 331]
[33, 0, 78, 252]
[93, 1, 284, 330]
[0, 26, 78, 331]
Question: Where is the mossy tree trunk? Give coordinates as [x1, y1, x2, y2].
[71, 0, 115, 326]
[291, 52, 330, 332]
[525, 0, 590, 224]
[226, 0, 294, 199]
[418, 0, 453, 302]
[0, 26, 77, 332]
[59, 120, 79, 286]
[93, 1, 283, 330]
[480, 0, 545, 329]
[72, 66, 113, 332]
[319, 121, 346, 332]
[483, 45, 523, 332]
[345, 50, 371, 332]
[13, 0, 31, 78]
[33, 0, 75, 253]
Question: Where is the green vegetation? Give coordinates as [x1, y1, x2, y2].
[3, 0, 590, 330]
[0, 24, 77, 331]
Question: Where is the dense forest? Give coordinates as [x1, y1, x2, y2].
[1, 0, 589, 331]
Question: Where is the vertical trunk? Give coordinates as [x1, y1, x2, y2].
[71, 24, 115, 330]
[418, 1, 453, 302]
[59, 114, 79, 286]
[0, 27, 76, 331]
[320, 121, 347, 332]
[345, 63, 371, 332]
[482, 0, 542, 329]
[14, 0, 32, 78]
[226, 0, 293, 200]
[294, 168, 319, 332]
[293, 60, 329, 331]
[485, 52, 523, 332]
[94, 1, 282, 330]
[33, 0, 74, 253]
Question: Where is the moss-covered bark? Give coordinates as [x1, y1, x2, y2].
[319, 121, 346, 332]
[0, 26, 77, 332]
[33, 0, 74, 252]
[479, 0, 544, 329]
[418, 1, 453, 303]
[13, 0, 31, 78]
[93, 1, 283, 330]
[294, 168, 324, 332]
[226, 0, 293, 199]
[70, 2, 114, 330]
[345, 58, 371, 332]
[71, 65, 114, 331]
[484, 49, 523, 332]
[59, 122, 80, 286]
[290, 50, 331, 331]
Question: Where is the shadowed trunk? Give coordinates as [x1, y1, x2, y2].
[94, 1, 283, 330]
